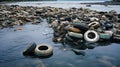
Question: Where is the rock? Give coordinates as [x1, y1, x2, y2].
[109, 10, 117, 15]
[2, 22, 8, 27]
[32, 19, 41, 24]
[17, 27, 23, 30]
[0, 25, 3, 29]
[50, 20, 59, 28]
[86, 4, 91, 7]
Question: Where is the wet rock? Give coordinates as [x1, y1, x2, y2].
[86, 4, 91, 7]
[17, 27, 23, 30]
[50, 20, 59, 28]
[32, 19, 41, 24]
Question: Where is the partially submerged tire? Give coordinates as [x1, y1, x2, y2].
[68, 32, 83, 39]
[84, 30, 100, 43]
[23, 42, 37, 55]
[104, 31, 113, 36]
[99, 33, 111, 40]
[65, 34, 74, 42]
[112, 30, 120, 42]
[34, 44, 53, 57]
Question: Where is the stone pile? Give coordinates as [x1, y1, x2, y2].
[0, 5, 120, 43]
[0, 5, 42, 28]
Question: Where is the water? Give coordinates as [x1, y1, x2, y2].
[0, 1, 120, 67]
[5, 1, 120, 13]
[1, 21, 120, 67]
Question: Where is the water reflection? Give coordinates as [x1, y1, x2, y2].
[61, 40, 112, 56]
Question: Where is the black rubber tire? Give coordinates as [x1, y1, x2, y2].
[99, 33, 111, 40]
[71, 23, 88, 33]
[23, 42, 37, 55]
[68, 32, 83, 39]
[65, 34, 74, 42]
[34, 44, 53, 57]
[112, 30, 120, 43]
[103, 21, 113, 30]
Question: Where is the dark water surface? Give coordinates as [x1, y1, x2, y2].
[0, 19, 120, 67]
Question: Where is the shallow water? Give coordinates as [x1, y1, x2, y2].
[5, 1, 120, 13]
[0, 1, 120, 67]
[0, 20, 120, 67]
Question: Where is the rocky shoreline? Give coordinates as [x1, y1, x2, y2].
[0, 5, 120, 28]
[0, 5, 120, 43]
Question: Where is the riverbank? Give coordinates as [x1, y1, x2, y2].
[0, 5, 120, 29]
[0, 4, 120, 29]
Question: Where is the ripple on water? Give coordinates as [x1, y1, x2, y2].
[0, 58, 45, 67]
[49, 61, 75, 67]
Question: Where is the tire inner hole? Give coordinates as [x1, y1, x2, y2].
[88, 32, 96, 39]
[39, 46, 48, 50]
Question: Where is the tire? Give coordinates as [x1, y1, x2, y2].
[99, 33, 111, 40]
[88, 21, 100, 28]
[104, 31, 113, 37]
[84, 30, 100, 43]
[65, 34, 74, 42]
[68, 32, 83, 39]
[90, 17, 99, 21]
[23, 42, 36, 55]
[112, 34, 120, 42]
[112, 30, 120, 42]
[69, 27, 81, 33]
[103, 21, 113, 30]
[34, 44, 53, 57]
[71, 23, 88, 33]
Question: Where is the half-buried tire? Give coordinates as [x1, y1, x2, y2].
[34, 44, 53, 57]
[23, 42, 37, 55]
[71, 23, 88, 33]
[84, 30, 100, 43]
[68, 32, 83, 39]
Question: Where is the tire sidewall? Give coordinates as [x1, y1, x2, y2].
[84, 30, 99, 43]
[34, 44, 53, 57]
